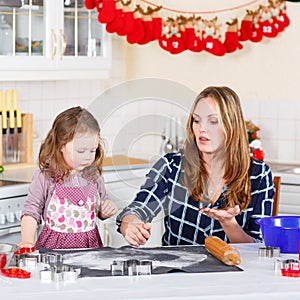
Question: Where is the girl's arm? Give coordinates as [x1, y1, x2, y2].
[18, 215, 38, 248]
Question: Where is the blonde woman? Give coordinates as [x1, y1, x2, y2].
[117, 86, 274, 247]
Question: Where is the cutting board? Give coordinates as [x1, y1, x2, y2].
[103, 155, 148, 166]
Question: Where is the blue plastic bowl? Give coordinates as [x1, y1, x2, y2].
[256, 216, 300, 254]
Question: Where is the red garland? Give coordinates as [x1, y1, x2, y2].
[85, 0, 290, 56]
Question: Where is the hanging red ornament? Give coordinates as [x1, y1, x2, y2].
[239, 10, 254, 41]
[202, 17, 226, 56]
[106, 1, 125, 33]
[98, 0, 116, 24]
[224, 18, 243, 53]
[278, 0, 290, 27]
[167, 19, 186, 54]
[126, 8, 145, 44]
[249, 8, 263, 42]
[137, 6, 154, 44]
[151, 9, 163, 41]
[184, 16, 204, 53]
[158, 19, 171, 51]
[259, 4, 278, 38]
[85, 0, 96, 10]
[116, 0, 135, 36]
[94, 0, 102, 12]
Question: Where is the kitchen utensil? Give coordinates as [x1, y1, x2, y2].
[256, 216, 300, 254]
[205, 236, 241, 266]
[258, 246, 280, 258]
[0, 267, 31, 279]
[162, 117, 176, 154]
[5, 90, 15, 163]
[12, 90, 22, 163]
[0, 90, 8, 164]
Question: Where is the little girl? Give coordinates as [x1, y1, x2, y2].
[18, 107, 117, 249]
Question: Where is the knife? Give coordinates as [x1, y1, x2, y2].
[5, 90, 15, 163]
[0, 90, 7, 164]
[12, 90, 22, 163]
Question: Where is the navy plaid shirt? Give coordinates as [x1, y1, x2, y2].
[117, 152, 274, 245]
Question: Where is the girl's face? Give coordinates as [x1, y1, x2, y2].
[192, 97, 225, 155]
[61, 132, 99, 171]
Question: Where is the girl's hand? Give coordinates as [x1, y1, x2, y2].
[120, 214, 151, 247]
[16, 241, 35, 249]
[99, 199, 118, 219]
[199, 205, 240, 223]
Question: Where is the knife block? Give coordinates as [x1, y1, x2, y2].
[0, 113, 33, 167]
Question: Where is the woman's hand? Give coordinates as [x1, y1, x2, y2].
[120, 214, 151, 247]
[99, 199, 118, 219]
[200, 205, 253, 243]
[199, 205, 240, 223]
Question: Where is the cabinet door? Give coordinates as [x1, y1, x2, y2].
[0, 1, 55, 72]
[278, 184, 300, 216]
[50, 0, 112, 72]
[0, 0, 111, 80]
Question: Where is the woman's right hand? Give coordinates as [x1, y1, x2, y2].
[120, 214, 151, 247]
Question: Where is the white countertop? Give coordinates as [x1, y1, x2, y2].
[1, 243, 300, 300]
[0, 164, 150, 184]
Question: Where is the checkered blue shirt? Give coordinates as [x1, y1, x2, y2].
[117, 152, 274, 245]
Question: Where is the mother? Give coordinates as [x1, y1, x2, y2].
[117, 86, 274, 247]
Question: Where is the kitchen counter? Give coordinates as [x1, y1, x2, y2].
[266, 161, 300, 185]
[0, 155, 151, 183]
[1, 243, 300, 300]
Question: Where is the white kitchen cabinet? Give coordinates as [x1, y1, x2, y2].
[0, 0, 111, 80]
[98, 169, 164, 248]
[278, 184, 300, 216]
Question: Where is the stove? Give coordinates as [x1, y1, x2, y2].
[0, 180, 30, 244]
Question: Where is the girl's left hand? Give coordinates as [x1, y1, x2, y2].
[99, 199, 118, 219]
[199, 205, 240, 223]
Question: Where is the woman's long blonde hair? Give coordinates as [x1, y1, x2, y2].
[183, 86, 251, 210]
[39, 106, 104, 182]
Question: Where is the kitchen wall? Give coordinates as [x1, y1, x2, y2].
[122, 1, 300, 164]
[0, 2, 299, 165]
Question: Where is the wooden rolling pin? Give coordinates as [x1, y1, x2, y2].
[205, 236, 241, 266]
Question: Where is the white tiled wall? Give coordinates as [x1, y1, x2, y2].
[242, 99, 300, 164]
[0, 37, 299, 165]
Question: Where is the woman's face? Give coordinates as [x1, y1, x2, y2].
[61, 132, 99, 171]
[192, 97, 225, 155]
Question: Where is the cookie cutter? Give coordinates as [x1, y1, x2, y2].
[258, 246, 280, 258]
[111, 259, 152, 276]
[274, 258, 300, 272]
[39, 265, 80, 282]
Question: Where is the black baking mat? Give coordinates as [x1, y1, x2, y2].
[39, 245, 243, 277]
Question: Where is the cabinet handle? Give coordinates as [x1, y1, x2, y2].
[59, 29, 67, 60]
[50, 29, 57, 60]
[103, 223, 110, 247]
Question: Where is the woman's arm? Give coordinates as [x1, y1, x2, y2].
[116, 153, 180, 245]
[120, 214, 151, 247]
